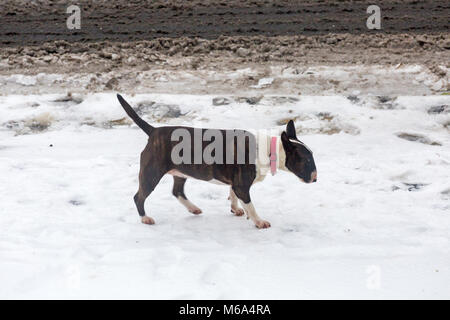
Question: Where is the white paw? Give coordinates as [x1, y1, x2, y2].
[231, 207, 245, 216]
[189, 207, 203, 215]
[255, 220, 271, 229]
[141, 216, 155, 225]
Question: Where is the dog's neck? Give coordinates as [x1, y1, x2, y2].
[278, 138, 287, 171]
[256, 132, 287, 176]
[270, 135, 287, 172]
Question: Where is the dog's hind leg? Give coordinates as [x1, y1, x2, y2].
[172, 177, 202, 214]
[229, 187, 244, 216]
[134, 166, 164, 225]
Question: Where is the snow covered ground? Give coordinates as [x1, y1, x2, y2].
[0, 64, 447, 96]
[0, 93, 449, 299]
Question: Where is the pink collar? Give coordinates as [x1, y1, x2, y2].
[270, 137, 277, 176]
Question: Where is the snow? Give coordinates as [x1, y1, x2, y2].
[0, 93, 449, 299]
[5, 74, 38, 86]
[251, 77, 274, 89]
[1, 64, 446, 96]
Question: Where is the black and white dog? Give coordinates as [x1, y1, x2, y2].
[117, 94, 317, 229]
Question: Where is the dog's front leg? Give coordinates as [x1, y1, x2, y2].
[229, 187, 245, 216]
[172, 176, 202, 214]
[232, 186, 271, 229]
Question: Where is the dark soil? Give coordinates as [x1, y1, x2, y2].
[0, 0, 448, 47]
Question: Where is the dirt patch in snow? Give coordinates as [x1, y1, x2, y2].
[396, 132, 442, 146]
[3, 112, 55, 135]
[278, 112, 360, 135]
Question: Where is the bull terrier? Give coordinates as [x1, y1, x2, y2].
[117, 94, 317, 229]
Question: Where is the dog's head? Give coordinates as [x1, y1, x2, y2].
[281, 120, 317, 183]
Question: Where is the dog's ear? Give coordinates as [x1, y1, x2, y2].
[281, 131, 294, 153]
[286, 120, 297, 139]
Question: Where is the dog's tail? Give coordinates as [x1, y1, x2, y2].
[117, 94, 153, 136]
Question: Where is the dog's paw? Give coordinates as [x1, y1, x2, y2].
[255, 220, 271, 229]
[189, 208, 202, 215]
[231, 207, 245, 216]
[141, 216, 155, 225]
